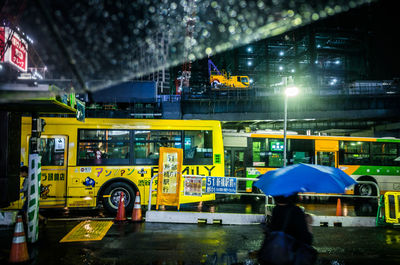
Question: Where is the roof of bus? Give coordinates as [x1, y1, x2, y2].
[250, 133, 400, 143]
[21, 116, 222, 128]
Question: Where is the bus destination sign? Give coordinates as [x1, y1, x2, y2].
[205, 177, 237, 194]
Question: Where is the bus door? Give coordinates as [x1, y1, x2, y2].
[233, 148, 245, 178]
[36, 135, 68, 207]
[225, 148, 245, 177]
[315, 140, 338, 168]
[225, 147, 246, 190]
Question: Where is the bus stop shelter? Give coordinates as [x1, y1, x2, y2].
[0, 83, 77, 242]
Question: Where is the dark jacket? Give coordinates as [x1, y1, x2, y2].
[269, 204, 312, 245]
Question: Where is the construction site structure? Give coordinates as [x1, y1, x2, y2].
[175, 0, 197, 95]
[208, 59, 250, 90]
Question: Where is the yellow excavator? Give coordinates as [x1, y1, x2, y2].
[208, 59, 250, 90]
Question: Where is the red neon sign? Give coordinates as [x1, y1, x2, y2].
[0, 27, 28, 72]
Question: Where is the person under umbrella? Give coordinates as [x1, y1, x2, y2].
[258, 193, 315, 265]
[269, 193, 313, 245]
[254, 163, 356, 265]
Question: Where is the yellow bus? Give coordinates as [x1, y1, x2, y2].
[13, 117, 224, 213]
[224, 132, 400, 196]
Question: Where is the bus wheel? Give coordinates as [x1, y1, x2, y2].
[355, 183, 377, 197]
[102, 182, 136, 214]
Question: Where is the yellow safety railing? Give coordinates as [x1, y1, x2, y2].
[384, 192, 400, 224]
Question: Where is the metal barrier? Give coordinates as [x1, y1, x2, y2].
[146, 176, 379, 226]
[147, 173, 158, 211]
[147, 174, 274, 211]
[384, 192, 400, 224]
[147, 178, 378, 212]
[299, 181, 380, 201]
[146, 174, 272, 224]
[147, 174, 273, 213]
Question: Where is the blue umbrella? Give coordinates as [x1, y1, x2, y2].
[254, 163, 357, 197]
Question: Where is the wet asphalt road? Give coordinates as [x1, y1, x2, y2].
[2, 221, 400, 265]
[1, 199, 397, 265]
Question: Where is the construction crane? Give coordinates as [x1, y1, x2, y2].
[208, 59, 250, 90]
[175, 0, 196, 95]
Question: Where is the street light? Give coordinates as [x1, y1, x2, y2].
[283, 86, 299, 167]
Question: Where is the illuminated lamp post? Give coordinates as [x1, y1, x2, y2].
[283, 86, 299, 167]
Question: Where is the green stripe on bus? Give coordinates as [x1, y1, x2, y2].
[376, 139, 400, 143]
[353, 166, 400, 176]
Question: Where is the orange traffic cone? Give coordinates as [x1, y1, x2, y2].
[114, 192, 127, 222]
[9, 215, 29, 263]
[336, 198, 342, 216]
[131, 191, 142, 222]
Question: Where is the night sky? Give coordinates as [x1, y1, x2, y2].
[2, 0, 399, 83]
[185, 0, 400, 84]
[316, 0, 399, 80]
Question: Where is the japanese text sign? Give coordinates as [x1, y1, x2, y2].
[156, 147, 183, 209]
[205, 177, 237, 194]
[0, 27, 28, 72]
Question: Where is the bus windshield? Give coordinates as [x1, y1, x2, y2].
[241, 77, 249, 83]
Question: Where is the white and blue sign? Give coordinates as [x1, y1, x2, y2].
[270, 140, 284, 151]
[206, 177, 237, 194]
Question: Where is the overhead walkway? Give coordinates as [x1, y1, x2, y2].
[182, 93, 400, 122]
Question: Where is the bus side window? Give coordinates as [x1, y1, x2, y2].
[183, 130, 213, 165]
[134, 130, 182, 165]
[266, 138, 284, 167]
[289, 139, 314, 165]
[78, 129, 130, 166]
[248, 138, 284, 168]
[35, 138, 65, 166]
[371, 142, 400, 166]
[340, 141, 370, 165]
[134, 130, 157, 165]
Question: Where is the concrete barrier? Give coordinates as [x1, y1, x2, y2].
[145, 211, 266, 225]
[146, 211, 375, 227]
[311, 215, 375, 227]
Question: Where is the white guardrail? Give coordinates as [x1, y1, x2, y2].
[147, 175, 379, 212]
[147, 174, 271, 212]
[147, 174, 273, 211]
